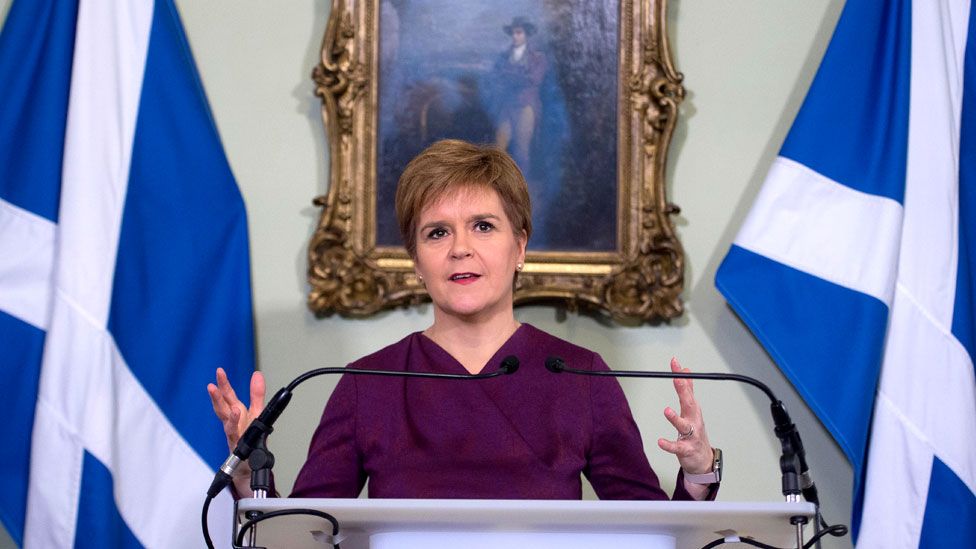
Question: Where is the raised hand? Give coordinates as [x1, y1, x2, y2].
[656, 357, 714, 477]
[207, 367, 266, 493]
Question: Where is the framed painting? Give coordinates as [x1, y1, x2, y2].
[308, 0, 685, 322]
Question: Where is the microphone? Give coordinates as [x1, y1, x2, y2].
[206, 387, 292, 498]
[206, 355, 521, 498]
[544, 356, 818, 506]
[498, 355, 521, 374]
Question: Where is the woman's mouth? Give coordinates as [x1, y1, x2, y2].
[450, 273, 479, 283]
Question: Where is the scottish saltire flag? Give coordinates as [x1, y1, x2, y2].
[0, 0, 255, 546]
[715, 0, 976, 546]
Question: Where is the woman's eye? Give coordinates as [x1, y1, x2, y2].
[426, 227, 448, 239]
[474, 221, 495, 232]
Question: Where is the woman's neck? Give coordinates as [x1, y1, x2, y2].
[424, 315, 521, 374]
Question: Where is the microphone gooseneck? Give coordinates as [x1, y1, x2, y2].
[203, 355, 521, 548]
[543, 355, 846, 548]
[544, 355, 815, 505]
[207, 355, 521, 497]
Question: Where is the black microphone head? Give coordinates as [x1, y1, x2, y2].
[545, 356, 565, 373]
[499, 355, 520, 374]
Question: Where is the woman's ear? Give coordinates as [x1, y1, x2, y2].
[517, 230, 528, 263]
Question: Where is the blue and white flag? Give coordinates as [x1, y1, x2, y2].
[0, 0, 255, 546]
[716, 0, 976, 546]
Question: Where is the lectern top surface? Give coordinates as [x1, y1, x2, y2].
[235, 498, 816, 549]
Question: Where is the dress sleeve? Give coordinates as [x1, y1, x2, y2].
[584, 354, 718, 501]
[290, 374, 366, 498]
[583, 354, 670, 500]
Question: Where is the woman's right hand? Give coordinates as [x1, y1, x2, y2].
[207, 368, 266, 493]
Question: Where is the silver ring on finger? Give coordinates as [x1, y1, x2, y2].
[677, 426, 694, 440]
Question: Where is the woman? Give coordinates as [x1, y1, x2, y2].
[209, 140, 718, 500]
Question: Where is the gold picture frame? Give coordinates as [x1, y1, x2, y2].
[308, 0, 685, 322]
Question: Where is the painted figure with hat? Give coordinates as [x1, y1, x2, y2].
[494, 16, 548, 176]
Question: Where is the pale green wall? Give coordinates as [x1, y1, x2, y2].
[0, 1, 851, 547]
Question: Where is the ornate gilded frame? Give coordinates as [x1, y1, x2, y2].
[308, 0, 685, 322]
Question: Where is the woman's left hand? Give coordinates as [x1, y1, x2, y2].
[657, 357, 714, 475]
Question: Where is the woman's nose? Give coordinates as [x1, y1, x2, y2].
[450, 233, 472, 259]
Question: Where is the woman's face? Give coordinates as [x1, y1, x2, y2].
[414, 186, 526, 323]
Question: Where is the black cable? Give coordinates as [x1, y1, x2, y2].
[699, 537, 781, 549]
[803, 524, 848, 548]
[738, 540, 783, 549]
[817, 507, 835, 530]
[737, 540, 781, 549]
[698, 522, 848, 549]
[234, 508, 341, 548]
[811, 507, 823, 549]
[202, 495, 215, 549]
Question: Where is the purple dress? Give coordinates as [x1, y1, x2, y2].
[291, 324, 710, 500]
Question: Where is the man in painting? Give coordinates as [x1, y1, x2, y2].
[494, 16, 548, 176]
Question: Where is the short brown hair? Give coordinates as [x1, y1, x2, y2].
[395, 140, 532, 257]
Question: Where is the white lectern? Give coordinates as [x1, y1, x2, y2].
[234, 498, 816, 549]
